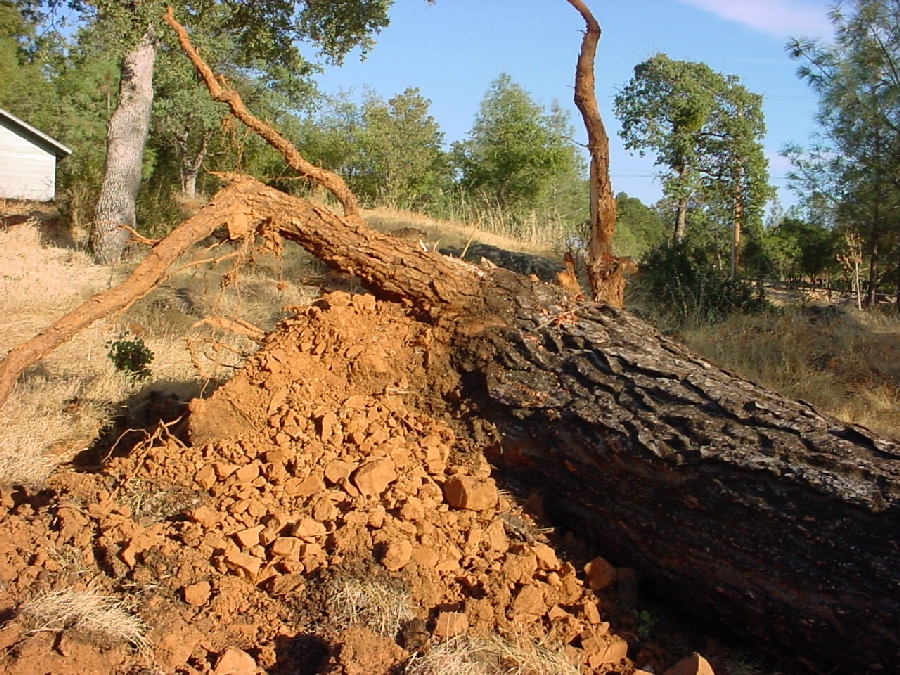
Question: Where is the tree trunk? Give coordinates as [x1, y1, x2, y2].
[92, 26, 158, 264]
[731, 184, 742, 279]
[179, 130, 211, 201]
[565, 0, 624, 308]
[674, 191, 689, 244]
[867, 193, 881, 307]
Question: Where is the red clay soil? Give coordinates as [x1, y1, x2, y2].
[0, 291, 708, 675]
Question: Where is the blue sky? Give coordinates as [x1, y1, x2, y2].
[311, 0, 836, 210]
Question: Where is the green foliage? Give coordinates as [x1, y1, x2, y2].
[632, 242, 769, 329]
[106, 335, 154, 381]
[452, 74, 585, 213]
[354, 87, 451, 207]
[615, 53, 773, 251]
[630, 609, 656, 639]
[613, 192, 667, 258]
[786, 0, 900, 301]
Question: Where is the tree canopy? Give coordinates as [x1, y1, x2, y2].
[614, 53, 772, 271]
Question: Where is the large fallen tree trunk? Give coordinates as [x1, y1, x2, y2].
[445, 276, 900, 674]
[2, 183, 897, 674]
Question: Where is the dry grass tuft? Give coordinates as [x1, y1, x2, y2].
[405, 634, 580, 675]
[325, 578, 414, 638]
[19, 589, 150, 653]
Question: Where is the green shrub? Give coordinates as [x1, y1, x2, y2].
[632, 242, 768, 329]
[106, 335, 154, 381]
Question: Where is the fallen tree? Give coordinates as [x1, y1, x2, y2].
[0, 7, 896, 673]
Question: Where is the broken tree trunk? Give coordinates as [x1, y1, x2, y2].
[566, 0, 626, 308]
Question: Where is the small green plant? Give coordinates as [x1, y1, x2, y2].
[106, 335, 154, 381]
[631, 608, 656, 639]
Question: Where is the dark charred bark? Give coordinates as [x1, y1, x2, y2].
[446, 276, 900, 675]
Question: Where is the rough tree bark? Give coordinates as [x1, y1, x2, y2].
[1, 12, 897, 674]
[176, 129, 211, 201]
[92, 26, 159, 264]
[565, 0, 626, 308]
[674, 189, 689, 244]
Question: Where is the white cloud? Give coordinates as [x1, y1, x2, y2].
[677, 0, 833, 38]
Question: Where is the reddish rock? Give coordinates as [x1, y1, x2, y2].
[352, 458, 397, 496]
[225, 550, 262, 577]
[410, 545, 440, 568]
[581, 630, 629, 668]
[433, 611, 468, 638]
[582, 600, 602, 625]
[584, 556, 618, 591]
[293, 517, 326, 540]
[318, 412, 338, 442]
[190, 504, 220, 528]
[233, 464, 260, 484]
[183, 581, 211, 607]
[195, 465, 217, 489]
[292, 474, 326, 496]
[510, 584, 546, 617]
[214, 463, 240, 480]
[213, 646, 257, 675]
[664, 653, 716, 675]
[380, 539, 413, 571]
[270, 537, 302, 559]
[441, 476, 498, 511]
[324, 459, 356, 484]
[234, 526, 265, 549]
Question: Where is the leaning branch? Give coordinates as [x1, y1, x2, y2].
[163, 6, 364, 224]
[0, 174, 482, 411]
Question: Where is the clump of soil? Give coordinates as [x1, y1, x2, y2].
[0, 291, 701, 675]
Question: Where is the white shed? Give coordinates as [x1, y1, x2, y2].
[0, 107, 72, 202]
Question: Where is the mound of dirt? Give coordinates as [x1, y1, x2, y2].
[0, 291, 703, 675]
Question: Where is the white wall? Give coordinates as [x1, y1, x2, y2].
[0, 121, 57, 201]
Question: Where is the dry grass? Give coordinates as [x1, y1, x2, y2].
[681, 303, 900, 438]
[405, 634, 581, 675]
[364, 207, 561, 258]
[325, 578, 415, 638]
[19, 589, 150, 652]
[0, 223, 136, 485]
[0, 222, 325, 486]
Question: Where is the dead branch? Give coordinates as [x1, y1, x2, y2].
[163, 6, 364, 224]
[566, 0, 626, 308]
[192, 316, 266, 342]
